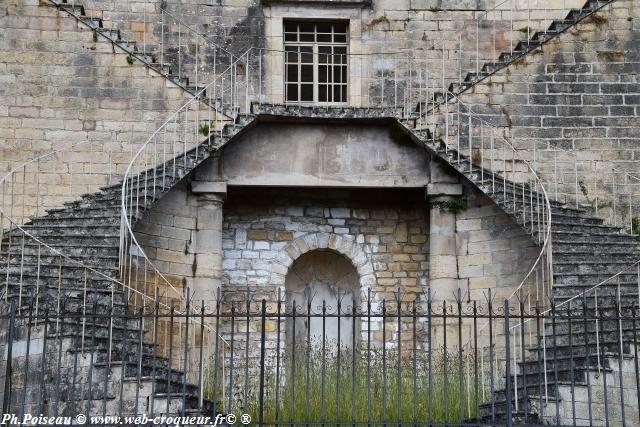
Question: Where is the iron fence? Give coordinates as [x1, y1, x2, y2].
[0, 289, 638, 426]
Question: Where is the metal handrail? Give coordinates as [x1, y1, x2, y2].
[444, 93, 554, 305]
[119, 54, 248, 310]
[0, 142, 158, 309]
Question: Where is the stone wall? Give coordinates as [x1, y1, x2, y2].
[0, 0, 197, 221]
[133, 179, 197, 302]
[71, 0, 585, 104]
[221, 187, 430, 306]
[456, 184, 540, 302]
[439, 0, 640, 217]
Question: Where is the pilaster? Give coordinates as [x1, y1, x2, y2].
[191, 180, 226, 306]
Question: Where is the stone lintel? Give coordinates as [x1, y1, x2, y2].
[262, 0, 371, 7]
[191, 180, 227, 196]
[426, 183, 463, 197]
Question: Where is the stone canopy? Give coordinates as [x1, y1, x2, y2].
[213, 120, 431, 188]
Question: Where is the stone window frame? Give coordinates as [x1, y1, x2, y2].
[283, 20, 350, 105]
[263, 4, 365, 106]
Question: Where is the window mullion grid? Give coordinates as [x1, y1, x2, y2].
[284, 20, 348, 105]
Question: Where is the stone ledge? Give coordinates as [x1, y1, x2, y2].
[191, 181, 227, 195]
[426, 183, 463, 196]
[262, 0, 371, 6]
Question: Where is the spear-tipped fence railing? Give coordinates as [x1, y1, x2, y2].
[2, 290, 639, 425]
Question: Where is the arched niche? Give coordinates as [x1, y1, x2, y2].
[285, 249, 360, 350]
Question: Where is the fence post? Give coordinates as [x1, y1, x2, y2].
[259, 299, 266, 427]
[504, 299, 512, 427]
[2, 301, 15, 414]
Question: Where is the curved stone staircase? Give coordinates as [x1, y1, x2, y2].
[0, 147, 215, 416]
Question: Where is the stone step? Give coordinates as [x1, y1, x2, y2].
[95, 27, 121, 40]
[100, 172, 181, 193]
[0, 270, 118, 288]
[94, 361, 188, 386]
[553, 259, 638, 275]
[490, 192, 578, 212]
[1, 259, 119, 278]
[18, 224, 120, 236]
[550, 293, 640, 309]
[0, 252, 119, 270]
[549, 220, 625, 235]
[525, 339, 636, 364]
[552, 240, 640, 254]
[550, 230, 640, 244]
[45, 203, 145, 221]
[27, 215, 121, 228]
[553, 252, 640, 264]
[78, 15, 103, 29]
[149, 62, 172, 75]
[150, 393, 207, 415]
[553, 271, 639, 287]
[542, 322, 640, 346]
[551, 284, 640, 303]
[2, 234, 119, 248]
[58, 3, 85, 15]
[549, 212, 604, 225]
[0, 242, 120, 258]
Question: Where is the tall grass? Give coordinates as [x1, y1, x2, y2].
[211, 343, 484, 424]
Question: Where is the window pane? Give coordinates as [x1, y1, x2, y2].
[299, 22, 314, 33]
[341, 66, 347, 83]
[286, 65, 298, 83]
[285, 49, 298, 63]
[284, 21, 297, 33]
[301, 84, 313, 102]
[333, 65, 342, 83]
[319, 66, 328, 83]
[287, 84, 298, 102]
[300, 32, 314, 42]
[300, 23, 315, 42]
[318, 46, 331, 64]
[317, 23, 332, 34]
[334, 85, 341, 102]
[284, 32, 297, 42]
[319, 84, 328, 102]
[341, 85, 347, 102]
[333, 22, 348, 33]
[317, 33, 331, 43]
[334, 34, 347, 43]
[301, 65, 313, 82]
[302, 53, 313, 65]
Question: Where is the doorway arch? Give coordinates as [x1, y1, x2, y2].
[285, 249, 360, 350]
